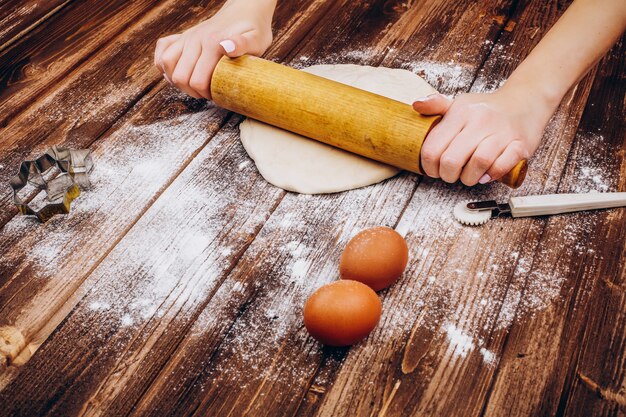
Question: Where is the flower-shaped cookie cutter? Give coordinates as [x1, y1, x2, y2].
[8, 146, 94, 222]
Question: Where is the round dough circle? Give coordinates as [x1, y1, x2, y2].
[239, 64, 437, 194]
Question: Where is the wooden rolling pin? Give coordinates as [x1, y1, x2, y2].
[211, 55, 527, 189]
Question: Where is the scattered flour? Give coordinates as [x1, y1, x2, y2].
[570, 133, 613, 193]
[480, 348, 497, 366]
[291, 259, 311, 280]
[444, 323, 475, 358]
[0, 40, 617, 391]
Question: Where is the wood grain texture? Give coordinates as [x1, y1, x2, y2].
[0, 0, 162, 128]
[0, 0, 70, 52]
[121, 1, 523, 416]
[0, 0, 624, 416]
[483, 36, 626, 417]
[0, 0, 394, 413]
[0, 0, 234, 340]
[0, 0, 224, 229]
[304, 1, 612, 416]
[0, 0, 334, 402]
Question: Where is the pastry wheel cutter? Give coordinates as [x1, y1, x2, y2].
[454, 192, 626, 226]
[8, 145, 94, 222]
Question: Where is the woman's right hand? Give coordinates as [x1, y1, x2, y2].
[412, 89, 550, 186]
[154, 0, 275, 99]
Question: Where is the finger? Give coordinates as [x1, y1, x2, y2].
[171, 39, 203, 98]
[189, 42, 223, 99]
[412, 93, 453, 116]
[160, 40, 184, 84]
[419, 110, 465, 178]
[485, 141, 527, 182]
[219, 30, 272, 58]
[154, 34, 180, 71]
[438, 128, 489, 183]
[459, 134, 508, 186]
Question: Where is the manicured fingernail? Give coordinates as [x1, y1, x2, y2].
[163, 73, 172, 85]
[413, 93, 437, 103]
[479, 174, 492, 184]
[220, 39, 236, 53]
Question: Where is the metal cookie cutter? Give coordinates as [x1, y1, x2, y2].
[9, 146, 94, 222]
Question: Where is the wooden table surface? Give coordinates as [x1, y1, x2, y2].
[0, 1, 624, 416]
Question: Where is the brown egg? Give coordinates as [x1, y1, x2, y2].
[303, 280, 381, 346]
[340, 226, 408, 291]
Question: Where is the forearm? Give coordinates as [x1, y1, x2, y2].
[502, 0, 626, 111]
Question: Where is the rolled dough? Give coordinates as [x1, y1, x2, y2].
[239, 64, 437, 194]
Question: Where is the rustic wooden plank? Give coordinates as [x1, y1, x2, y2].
[482, 37, 626, 417]
[0, 0, 225, 229]
[0, 0, 335, 402]
[0, 0, 70, 52]
[0, 2, 619, 417]
[0, 0, 492, 412]
[306, 1, 616, 416]
[0, 114, 285, 416]
[0, 0, 164, 129]
[0, 0, 231, 384]
[116, 1, 527, 416]
[0, 0, 386, 405]
[139, 178, 417, 417]
[0, 0, 231, 324]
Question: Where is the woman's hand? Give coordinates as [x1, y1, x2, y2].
[154, 0, 275, 99]
[413, 0, 626, 187]
[412, 89, 552, 186]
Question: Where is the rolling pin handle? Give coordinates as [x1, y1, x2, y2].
[498, 159, 528, 189]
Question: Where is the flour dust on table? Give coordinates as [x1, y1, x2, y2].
[239, 64, 437, 194]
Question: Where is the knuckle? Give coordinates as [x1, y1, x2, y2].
[444, 104, 462, 119]
[189, 78, 207, 93]
[509, 141, 529, 159]
[420, 147, 438, 164]
[472, 152, 493, 169]
[202, 35, 219, 47]
[160, 52, 176, 67]
[519, 146, 531, 160]
[440, 154, 461, 170]
[170, 73, 186, 86]
[502, 126, 518, 138]
[472, 108, 494, 123]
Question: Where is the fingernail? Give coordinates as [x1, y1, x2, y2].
[413, 93, 437, 103]
[163, 73, 172, 85]
[478, 174, 492, 184]
[220, 39, 236, 53]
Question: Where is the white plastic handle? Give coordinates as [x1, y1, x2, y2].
[509, 192, 626, 217]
